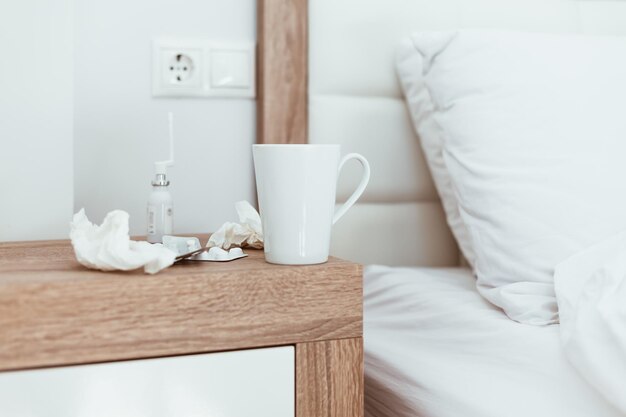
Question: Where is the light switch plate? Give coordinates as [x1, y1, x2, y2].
[152, 38, 255, 98]
[211, 50, 251, 89]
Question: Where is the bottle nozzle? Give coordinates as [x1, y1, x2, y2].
[153, 112, 175, 186]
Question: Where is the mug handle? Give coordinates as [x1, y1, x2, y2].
[333, 153, 371, 225]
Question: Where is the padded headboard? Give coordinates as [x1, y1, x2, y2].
[256, 0, 626, 267]
[307, 0, 626, 266]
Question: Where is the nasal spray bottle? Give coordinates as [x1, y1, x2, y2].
[147, 112, 175, 243]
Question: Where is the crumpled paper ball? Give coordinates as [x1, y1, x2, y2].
[207, 201, 263, 249]
[70, 209, 177, 274]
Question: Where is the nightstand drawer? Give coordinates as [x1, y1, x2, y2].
[0, 346, 294, 416]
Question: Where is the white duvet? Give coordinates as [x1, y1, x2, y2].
[556, 230, 626, 414]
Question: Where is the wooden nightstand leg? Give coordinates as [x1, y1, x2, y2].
[295, 337, 364, 417]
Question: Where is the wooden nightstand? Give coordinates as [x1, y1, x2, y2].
[0, 236, 363, 417]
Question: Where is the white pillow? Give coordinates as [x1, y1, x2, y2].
[396, 30, 626, 325]
[396, 37, 477, 269]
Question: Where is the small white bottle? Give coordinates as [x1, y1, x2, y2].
[147, 165, 173, 243]
[147, 113, 175, 243]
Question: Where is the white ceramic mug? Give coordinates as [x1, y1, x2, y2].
[253, 144, 370, 265]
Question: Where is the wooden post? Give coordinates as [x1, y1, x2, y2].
[257, 0, 308, 144]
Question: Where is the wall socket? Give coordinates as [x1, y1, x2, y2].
[152, 38, 255, 98]
[168, 53, 194, 83]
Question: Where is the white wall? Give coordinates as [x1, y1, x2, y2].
[0, 0, 74, 241]
[74, 0, 257, 236]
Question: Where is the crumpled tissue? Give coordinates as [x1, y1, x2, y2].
[70, 209, 177, 274]
[207, 201, 263, 249]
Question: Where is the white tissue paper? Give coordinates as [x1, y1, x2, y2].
[208, 201, 263, 249]
[70, 209, 177, 274]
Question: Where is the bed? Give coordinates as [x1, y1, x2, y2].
[256, 1, 626, 416]
[364, 266, 622, 417]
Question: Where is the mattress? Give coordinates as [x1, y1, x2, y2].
[364, 266, 621, 417]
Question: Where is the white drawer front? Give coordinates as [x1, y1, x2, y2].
[0, 346, 294, 417]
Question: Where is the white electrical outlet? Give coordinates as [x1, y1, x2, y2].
[152, 38, 255, 98]
[167, 53, 194, 84]
[152, 39, 204, 97]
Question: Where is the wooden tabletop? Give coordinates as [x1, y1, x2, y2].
[0, 236, 362, 372]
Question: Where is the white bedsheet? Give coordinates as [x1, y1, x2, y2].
[364, 266, 621, 417]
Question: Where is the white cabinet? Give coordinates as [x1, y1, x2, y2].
[0, 346, 294, 417]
